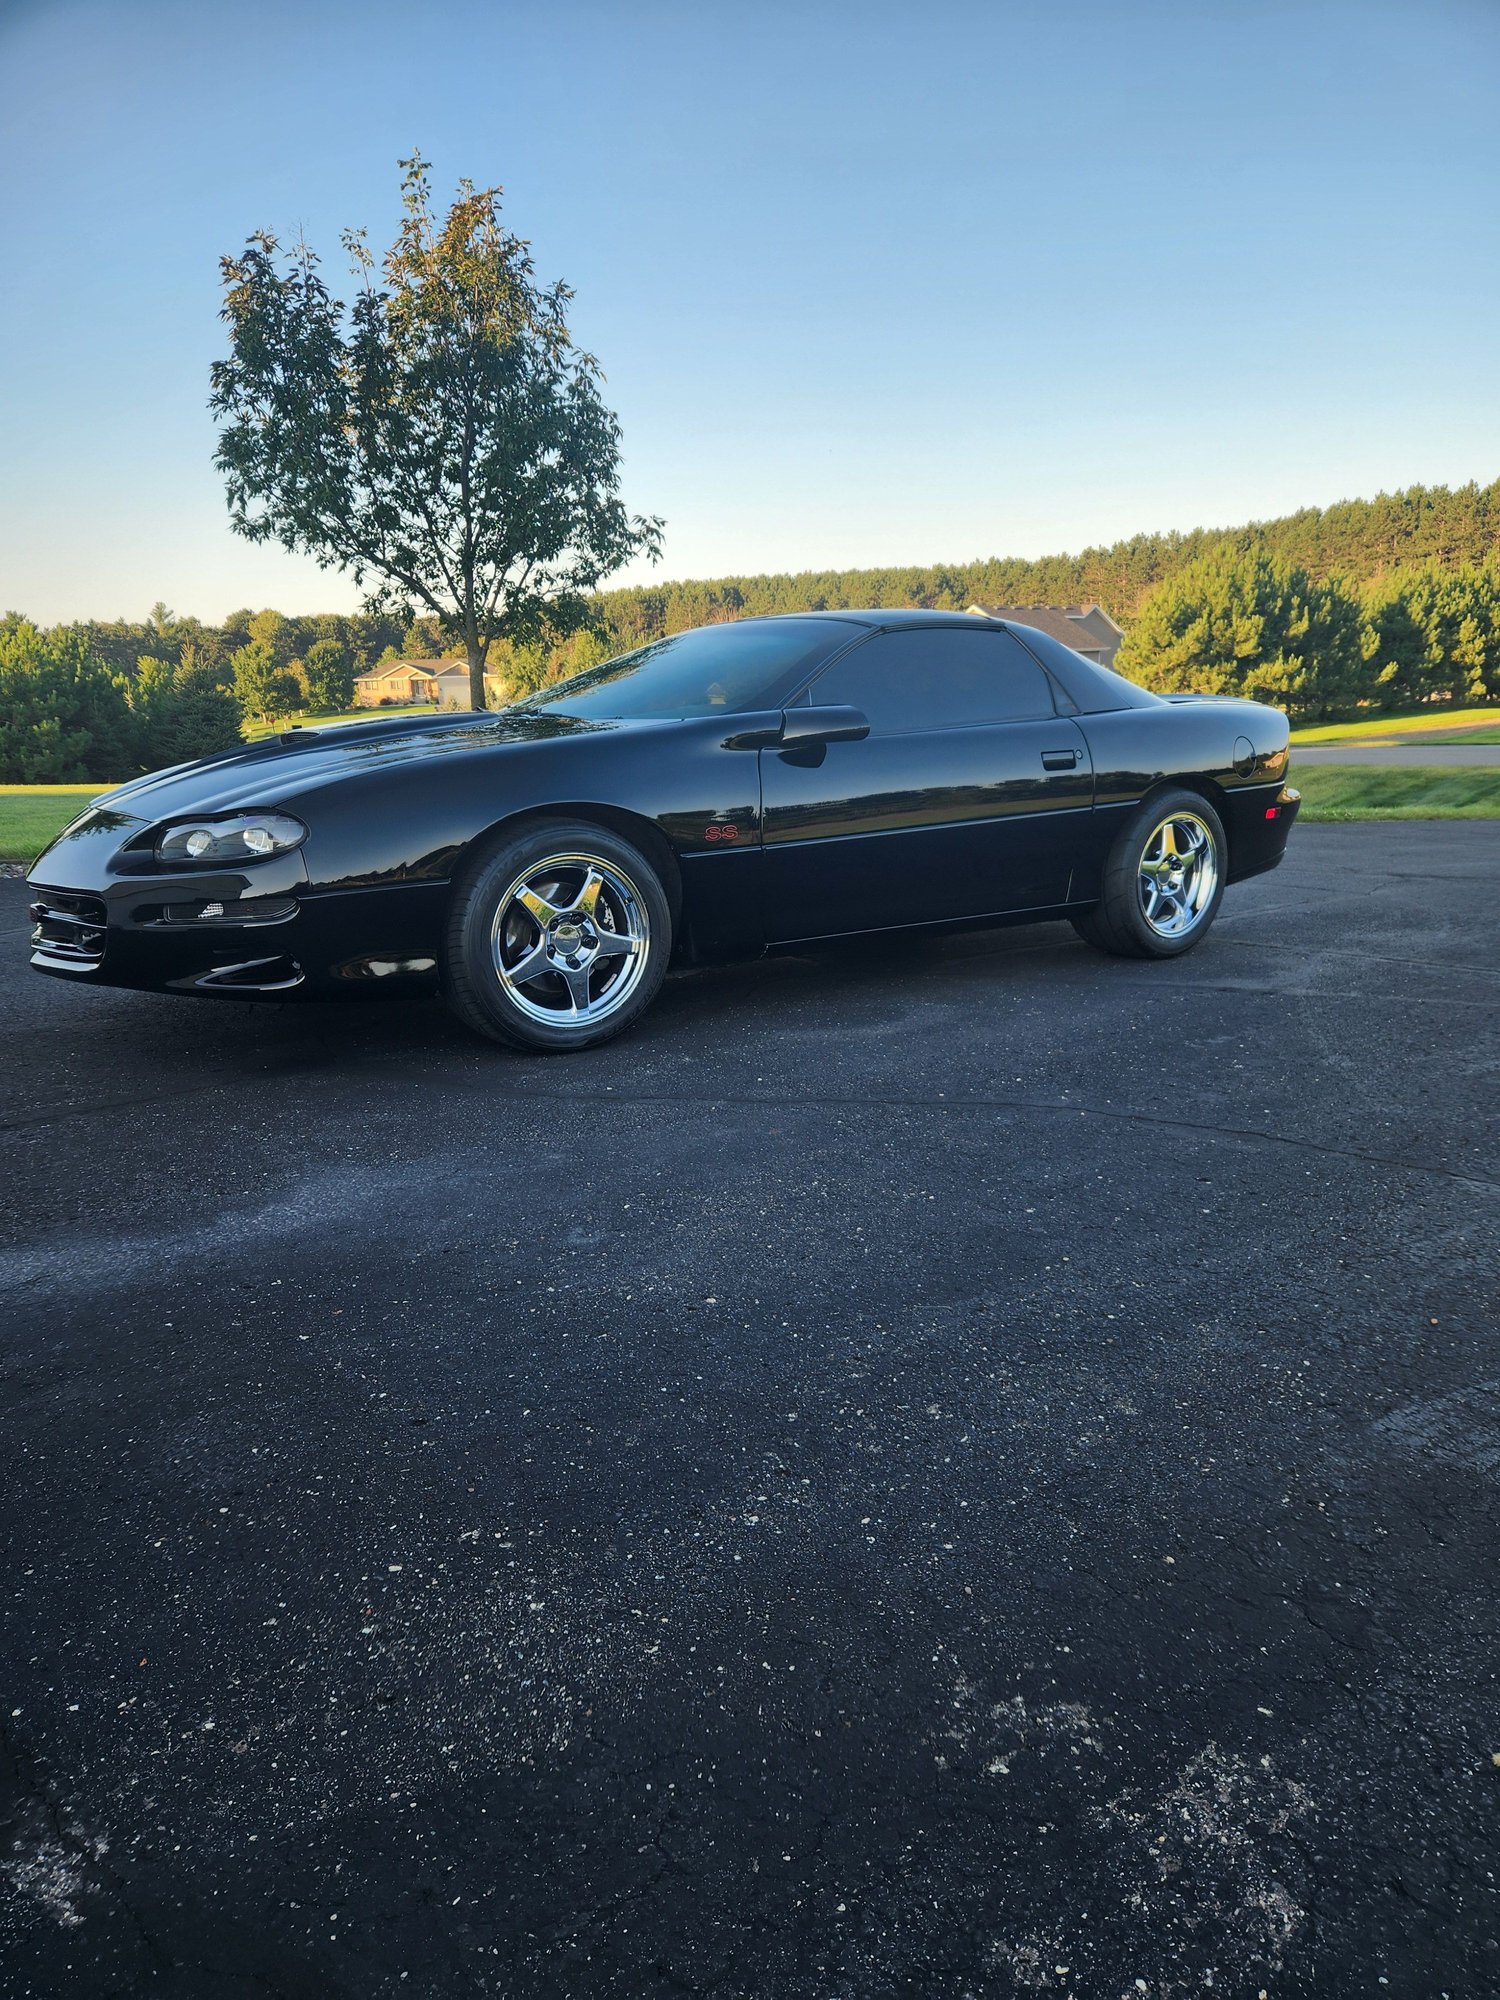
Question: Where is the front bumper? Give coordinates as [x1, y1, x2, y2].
[27, 860, 450, 999]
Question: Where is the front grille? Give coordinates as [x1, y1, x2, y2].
[29, 888, 108, 966]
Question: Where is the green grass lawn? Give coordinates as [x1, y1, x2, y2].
[0, 786, 103, 862]
[1292, 763, 1500, 819]
[241, 703, 433, 741]
[1290, 704, 1500, 747]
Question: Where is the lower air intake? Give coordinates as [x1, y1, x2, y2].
[29, 888, 108, 967]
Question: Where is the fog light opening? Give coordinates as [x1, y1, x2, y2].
[155, 897, 299, 926]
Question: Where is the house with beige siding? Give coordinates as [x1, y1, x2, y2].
[353, 658, 473, 706]
[429, 665, 474, 710]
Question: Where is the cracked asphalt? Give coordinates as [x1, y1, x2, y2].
[2, 822, 1498, 1999]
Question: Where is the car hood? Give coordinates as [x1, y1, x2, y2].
[84, 708, 629, 827]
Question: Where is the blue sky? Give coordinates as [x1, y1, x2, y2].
[2, 0, 1497, 623]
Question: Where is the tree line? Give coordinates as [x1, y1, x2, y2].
[1118, 552, 1500, 716]
[5, 479, 1500, 781]
[534, 482, 1500, 720]
[0, 606, 390, 783]
[586, 476, 1500, 641]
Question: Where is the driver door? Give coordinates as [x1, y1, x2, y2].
[759, 626, 1092, 942]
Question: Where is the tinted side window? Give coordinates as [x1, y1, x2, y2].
[532, 618, 856, 719]
[807, 629, 1056, 734]
[1007, 624, 1157, 712]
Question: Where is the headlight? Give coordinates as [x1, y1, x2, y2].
[155, 813, 308, 866]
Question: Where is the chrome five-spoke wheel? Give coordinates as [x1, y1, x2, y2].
[446, 820, 673, 1051]
[491, 852, 650, 1026]
[1137, 811, 1218, 938]
[1070, 787, 1226, 960]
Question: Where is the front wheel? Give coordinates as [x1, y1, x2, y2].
[1071, 788, 1226, 959]
[444, 820, 672, 1051]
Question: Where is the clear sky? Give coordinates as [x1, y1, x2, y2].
[2, 0, 1498, 624]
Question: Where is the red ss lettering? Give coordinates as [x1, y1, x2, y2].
[705, 823, 740, 842]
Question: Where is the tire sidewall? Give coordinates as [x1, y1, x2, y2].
[1114, 788, 1227, 958]
[447, 820, 672, 1050]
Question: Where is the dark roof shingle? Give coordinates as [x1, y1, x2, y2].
[966, 604, 1105, 655]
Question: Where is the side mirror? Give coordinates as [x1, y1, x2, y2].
[722, 705, 871, 751]
[777, 705, 870, 749]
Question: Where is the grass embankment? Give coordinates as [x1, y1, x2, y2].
[1290, 704, 1500, 747]
[1293, 764, 1500, 820]
[5, 765, 1499, 864]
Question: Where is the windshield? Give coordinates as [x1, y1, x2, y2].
[524, 619, 852, 720]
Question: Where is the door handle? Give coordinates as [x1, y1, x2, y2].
[1041, 748, 1080, 770]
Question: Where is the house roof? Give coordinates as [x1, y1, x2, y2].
[965, 605, 1106, 655]
[354, 657, 466, 682]
[1063, 603, 1124, 635]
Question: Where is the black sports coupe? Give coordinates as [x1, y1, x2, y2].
[28, 611, 1299, 1051]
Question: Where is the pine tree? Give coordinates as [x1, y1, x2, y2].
[1116, 552, 1363, 719]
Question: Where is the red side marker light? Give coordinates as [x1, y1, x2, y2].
[1265, 806, 1280, 820]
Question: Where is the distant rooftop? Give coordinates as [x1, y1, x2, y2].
[966, 603, 1121, 665]
[355, 656, 466, 680]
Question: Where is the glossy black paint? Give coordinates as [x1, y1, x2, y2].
[26, 612, 1299, 1001]
[762, 714, 1094, 939]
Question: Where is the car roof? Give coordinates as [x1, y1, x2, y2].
[745, 607, 1158, 714]
[758, 608, 1002, 630]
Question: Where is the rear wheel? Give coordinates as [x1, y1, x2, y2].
[444, 820, 672, 1051]
[1071, 788, 1226, 959]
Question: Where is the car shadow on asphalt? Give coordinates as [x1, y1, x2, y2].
[13, 916, 1094, 1089]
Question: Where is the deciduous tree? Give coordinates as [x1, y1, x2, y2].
[212, 154, 661, 709]
[232, 639, 303, 725]
[303, 635, 356, 711]
[247, 608, 297, 667]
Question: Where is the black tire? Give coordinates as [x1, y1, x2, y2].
[1070, 787, 1227, 959]
[443, 819, 673, 1051]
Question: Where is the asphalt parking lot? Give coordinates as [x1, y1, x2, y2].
[3, 823, 1498, 1999]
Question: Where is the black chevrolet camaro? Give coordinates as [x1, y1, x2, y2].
[28, 611, 1299, 1051]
